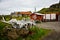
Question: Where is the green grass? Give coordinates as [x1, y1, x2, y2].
[0, 21, 51, 40]
[12, 16, 23, 20]
[0, 21, 12, 40]
[0, 21, 12, 30]
[18, 26, 51, 40]
[12, 16, 30, 20]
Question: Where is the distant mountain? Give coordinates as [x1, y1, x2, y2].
[37, 2, 60, 14]
[50, 2, 60, 9]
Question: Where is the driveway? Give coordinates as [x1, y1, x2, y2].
[36, 21, 60, 32]
[36, 22, 60, 40]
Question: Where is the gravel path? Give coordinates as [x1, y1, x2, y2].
[36, 22, 60, 40]
[41, 31, 60, 40]
[36, 22, 60, 32]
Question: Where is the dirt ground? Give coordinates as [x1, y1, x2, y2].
[36, 21, 60, 32]
[36, 21, 60, 40]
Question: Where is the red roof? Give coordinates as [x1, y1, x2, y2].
[16, 11, 32, 15]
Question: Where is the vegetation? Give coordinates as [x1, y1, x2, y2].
[12, 16, 23, 20]
[4, 15, 12, 21]
[37, 8, 50, 14]
[0, 21, 51, 40]
[0, 21, 12, 40]
[37, 2, 60, 14]
[0, 21, 12, 31]
[17, 26, 51, 40]
[0, 15, 30, 21]
[12, 16, 30, 20]
[0, 16, 2, 20]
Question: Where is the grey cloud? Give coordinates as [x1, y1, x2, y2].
[0, 0, 59, 15]
[0, 0, 2, 2]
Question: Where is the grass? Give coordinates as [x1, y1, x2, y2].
[0, 21, 12, 40]
[18, 26, 51, 40]
[0, 21, 12, 31]
[12, 16, 30, 20]
[0, 21, 51, 40]
[12, 16, 23, 20]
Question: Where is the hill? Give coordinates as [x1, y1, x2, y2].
[37, 2, 60, 14]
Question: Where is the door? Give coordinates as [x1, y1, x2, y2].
[58, 15, 60, 21]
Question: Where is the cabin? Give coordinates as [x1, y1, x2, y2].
[30, 13, 44, 21]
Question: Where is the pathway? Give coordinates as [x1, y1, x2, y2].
[36, 22, 60, 32]
[36, 22, 60, 40]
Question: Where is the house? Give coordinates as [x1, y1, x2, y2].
[11, 11, 32, 17]
[30, 13, 44, 21]
[42, 12, 60, 21]
[11, 11, 60, 22]
[30, 12, 60, 22]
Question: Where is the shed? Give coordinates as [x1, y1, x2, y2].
[30, 13, 44, 21]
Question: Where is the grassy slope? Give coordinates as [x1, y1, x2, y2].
[0, 21, 51, 40]
[0, 21, 12, 40]
[0, 21, 12, 30]
[18, 26, 51, 40]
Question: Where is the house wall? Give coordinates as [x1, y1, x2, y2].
[30, 13, 60, 22]
[43, 14, 56, 20]
[36, 15, 43, 21]
[30, 14, 43, 21]
[30, 14, 37, 20]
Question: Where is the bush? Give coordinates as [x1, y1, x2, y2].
[4, 15, 12, 21]
[18, 26, 51, 40]
[0, 21, 12, 31]
[0, 21, 12, 40]
[35, 20, 42, 23]
[0, 22, 51, 40]
[0, 16, 2, 20]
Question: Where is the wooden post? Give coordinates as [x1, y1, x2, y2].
[50, 13, 51, 21]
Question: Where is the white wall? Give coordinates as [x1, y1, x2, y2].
[43, 14, 56, 20]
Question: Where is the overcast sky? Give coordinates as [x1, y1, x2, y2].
[0, 0, 59, 15]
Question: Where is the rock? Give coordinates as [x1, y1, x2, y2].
[1, 27, 29, 40]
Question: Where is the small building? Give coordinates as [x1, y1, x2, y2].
[30, 13, 44, 21]
[30, 12, 60, 22]
[11, 11, 32, 17]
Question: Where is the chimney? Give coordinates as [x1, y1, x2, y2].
[34, 7, 36, 13]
